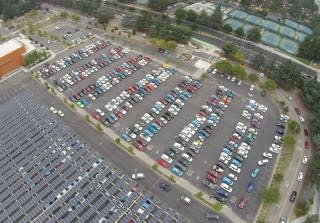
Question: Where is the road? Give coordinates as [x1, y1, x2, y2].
[266, 89, 311, 223]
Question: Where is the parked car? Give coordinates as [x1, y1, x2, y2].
[289, 191, 297, 202]
[238, 197, 248, 209]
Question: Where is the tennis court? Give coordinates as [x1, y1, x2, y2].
[284, 19, 299, 30]
[297, 32, 307, 42]
[261, 31, 281, 47]
[229, 9, 248, 20]
[298, 25, 312, 35]
[262, 20, 280, 32]
[245, 15, 263, 26]
[224, 18, 244, 30]
[279, 38, 299, 54]
[279, 25, 296, 39]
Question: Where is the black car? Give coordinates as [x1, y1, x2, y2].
[178, 159, 190, 167]
[202, 178, 215, 189]
[176, 137, 187, 147]
[189, 146, 200, 154]
[277, 123, 286, 129]
[233, 154, 244, 162]
[213, 194, 227, 204]
[289, 191, 297, 202]
[169, 146, 179, 154]
[174, 163, 187, 172]
[165, 149, 177, 159]
[159, 182, 171, 192]
[276, 129, 285, 136]
[202, 127, 212, 134]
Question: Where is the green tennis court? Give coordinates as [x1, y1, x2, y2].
[279, 38, 299, 54]
[298, 25, 312, 35]
[229, 10, 248, 20]
[245, 15, 263, 26]
[262, 20, 280, 32]
[279, 25, 296, 39]
[224, 18, 244, 30]
[284, 19, 299, 30]
[297, 32, 307, 42]
[261, 31, 280, 47]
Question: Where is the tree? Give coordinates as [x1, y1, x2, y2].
[270, 60, 301, 89]
[223, 24, 232, 33]
[251, 53, 265, 70]
[234, 52, 245, 62]
[215, 60, 232, 74]
[231, 64, 247, 79]
[186, 10, 197, 22]
[148, 0, 173, 11]
[235, 27, 245, 37]
[298, 34, 320, 63]
[175, 7, 187, 21]
[262, 80, 277, 90]
[210, 6, 223, 30]
[97, 8, 114, 26]
[262, 187, 280, 204]
[247, 27, 262, 42]
[196, 11, 210, 26]
[249, 73, 259, 82]
[222, 43, 238, 57]
[122, 14, 136, 28]
[304, 215, 320, 223]
[241, 0, 251, 7]
[309, 151, 320, 188]
[59, 11, 69, 18]
[287, 120, 301, 134]
[115, 138, 121, 144]
[70, 13, 81, 22]
[301, 79, 320, 111]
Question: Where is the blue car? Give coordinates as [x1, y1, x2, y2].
[151, 123, 161, 130]
[148, 126, 158, 134]
[199, 130, 209, 138]
[192, 119, 201, 128]
[222, 176, 234, 186]
[121, 133, 131, 142]
[144, 129, 154, 137]
[222, 148, 232, 156]
[110, 113, 118, 121]
[251, 167, 260, 178]
[180, 94, 188, 101]
[172, 166, 184, 176]
[247, 181, 255, 193]
[231, 159, 242, 168]
[216, 188, 229, 198]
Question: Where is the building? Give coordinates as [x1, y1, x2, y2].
[0, 34, 35, 78]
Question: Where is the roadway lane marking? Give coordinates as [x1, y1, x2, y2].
[114, 123, 120, 128]
[154, 149, 159, 154]
[146, 145, 153, 151]
[186, 170, 193, 176]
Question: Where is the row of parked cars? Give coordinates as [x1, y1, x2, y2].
[38, 40, 110, 79]
[98, 66, 176, 126]
[212, 99, 269, 207]
[165, 87, 233, 177]
[123, 76, 201, 152]
[56, 46, 129, 93]
[69, 54, 151, 105]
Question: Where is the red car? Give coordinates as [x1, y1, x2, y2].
[238, 197, 249, 209]
[295, 107, 301, 115]
[157, 159, 169, 168]
[305, 141, 309, 149]
[206, 173, 218, 183]
[92, 112, 102, 120]
[133, 140, 146, 152]
[207, 169, 221, 180]
[304, 129, 309, 136]
[160, 98, 168, 105]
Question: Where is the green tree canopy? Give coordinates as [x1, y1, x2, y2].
[270, 60, 302, 89]
[174, 7, 187, 20]
[248, 73, 259, 82]
[215, 60, 232, 74]
[231, 64, 247, 79]
[251, 53, 265, 70]
[262, 80, 278, 90]
[235, 27, 245, 37]
[222, 43, 238, 57]
[186, 10, 198, 22]
[223, 24, 233, 33]
[247, 27, 262, 42]
[287, 120, 301, 134]
[210, 6, 223, 30]
[298, 34, 320, 63]
[283, 134, 296, 150]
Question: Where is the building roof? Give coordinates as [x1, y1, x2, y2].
[0, 39, 23, 58]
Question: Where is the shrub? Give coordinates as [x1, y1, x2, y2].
[115, 138, 121, 144]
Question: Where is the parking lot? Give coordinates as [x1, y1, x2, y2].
[36, 36, 280, 222]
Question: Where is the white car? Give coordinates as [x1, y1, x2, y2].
[227, 173, 238, 181]
[237, 150, 248, 158]
[173, 142, 185, 151]
[302, 156, 308, 164]
[180, 196, 191, 205]
[248, 128, 257, 135]
[131, 173, 144, 179]
[269, 146, 280, 154]
[220, 152, 232, 160]
[57, 110, 64, 117]
[140, 133, 151, 142]
[96, 109, 105, 117]
[274, 135, 282, 141]
[249, 85, 254, 91]
[271, 144, 281, 149]
[299, 116, 304, 123]
[237, 80, 242, 85]
[258, 104, 268, 113]
[49, 106, 57, 114]
[125, 102, 133, 109]
[242, 111, 251, 120]
[229, 163, 241, 173]
[240, 142, 250, 149]
[161, 154, 173, 164]
[221, 183, 232, 192]
[263, 152, 272, 159]
[297, 172, 304, 182]
[134, 124, 143, 131]
[182, 153, 193, 162]
[258, 159, 269, 166]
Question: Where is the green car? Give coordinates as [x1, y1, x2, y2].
[76, 101, 84, 108]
